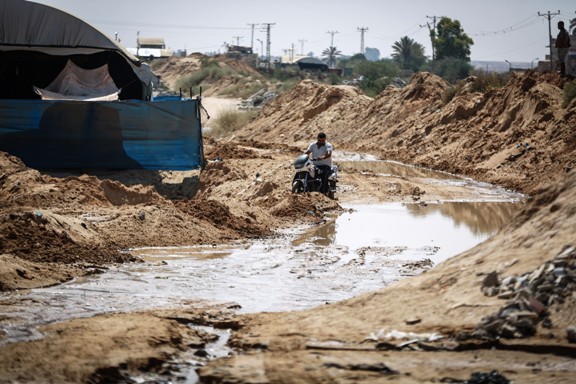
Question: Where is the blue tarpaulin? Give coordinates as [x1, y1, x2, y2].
[0, 99, 203, 170]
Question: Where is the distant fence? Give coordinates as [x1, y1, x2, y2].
[0, 99, 203, 170]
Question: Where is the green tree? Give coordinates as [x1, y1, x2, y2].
[434, 17, 474, 61]
[322, 46, 342, 68]
[427, 57, 472, 84]
[339, 53, 367, 69]
[391, 36, 427, 71]
[354, 59, 399, 96]
[348, 53, 367, 62]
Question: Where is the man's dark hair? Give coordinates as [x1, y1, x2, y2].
[317, 132, 326, 139]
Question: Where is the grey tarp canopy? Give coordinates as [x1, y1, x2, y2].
[0, 0, 152, 100]
[0, 1, 204, 171]
[295, 57, 329, 71]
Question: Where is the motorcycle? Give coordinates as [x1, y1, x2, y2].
[291, 154, 338, 199]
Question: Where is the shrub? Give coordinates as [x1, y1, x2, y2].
[176, 66, 232, 91]
[207, 107, 257, 138]
[176, 70, 208, 91]
[469, 70, 510, 93]
[563, 81, 576, 108]
[219, 79, 264, 99]
[441, 71, 509, 104]
[360, 77, 392, 97]
[442, 86, 458, 104]
[274, 78, 300, 94]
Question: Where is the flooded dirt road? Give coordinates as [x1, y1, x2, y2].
[1, 198, 521, 346]
[0, 156, 535, 383]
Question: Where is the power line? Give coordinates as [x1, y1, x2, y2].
[466, 13, 541, 36]
[89, 19, 250, 31]
[373, 13, 541, 43]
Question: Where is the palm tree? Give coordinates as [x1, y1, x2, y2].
[570, 17, 576, 36]
[322, 46, 341, 68]
[391, 36, 426, 71]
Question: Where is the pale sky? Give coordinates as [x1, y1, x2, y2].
[30, 0, 575, 63]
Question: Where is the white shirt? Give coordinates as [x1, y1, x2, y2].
[307, 141, 333, 166]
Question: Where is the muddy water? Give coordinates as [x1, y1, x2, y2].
[0, 160, 524, 345]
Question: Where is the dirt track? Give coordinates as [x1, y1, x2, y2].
[0, 70, 575, 383]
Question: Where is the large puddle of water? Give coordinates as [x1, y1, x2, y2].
[0, 159, 525, 345]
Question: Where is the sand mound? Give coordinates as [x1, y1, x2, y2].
[151, 54, 265, 95]
[235, 71, 576, 195]
[235, 79, 372, 143]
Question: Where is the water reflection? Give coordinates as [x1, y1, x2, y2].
[292, 217, 337, 247]
[405, 201, 519, 236]
[292, 201, 521, 264]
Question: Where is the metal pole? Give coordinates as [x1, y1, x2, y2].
[247, 23, 259, 51]
[538, 10, 560, 72]
[357, 27, 368, 55]
[262, 23, 275, 71]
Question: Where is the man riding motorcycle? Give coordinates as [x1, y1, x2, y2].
[304, 132, 333, 194]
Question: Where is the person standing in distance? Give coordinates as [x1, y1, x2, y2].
[305, 132, 333, 194]
[555, 21, 571, 76]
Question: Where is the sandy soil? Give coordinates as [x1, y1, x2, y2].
[0, 68, 575, 383]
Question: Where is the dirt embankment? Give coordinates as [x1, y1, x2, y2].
[151, 54, 267, 96]
[235, 71, 576, 195]
[0, 70, 575, 382]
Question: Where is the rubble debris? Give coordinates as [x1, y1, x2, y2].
[476, 245, 576, 339]
[368, 328, 443, 344]
[238, 89, 277, 110]
[323, 361, 398, 375]
[441, 370, 510, 384]
[405, 317, 422, 325]
[481, 271, 500, 296]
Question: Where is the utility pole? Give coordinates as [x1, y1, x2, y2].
[232, 36, 242, 46]
[423, 15, 439, 72]
[298, 39, 307, 55]
[247, 23, 259, 52]
[357, 27, 369, 55]
[262, 23, 275, 71]
[327, 30, 339, 47]
[538, 10, 560, 72]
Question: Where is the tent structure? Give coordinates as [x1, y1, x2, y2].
[0, 0, 204, 170]
[0, 0, 152, 100]
[279, 56, 328, 72]
[295, 57, 328, 72]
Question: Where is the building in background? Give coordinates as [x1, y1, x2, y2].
[128, 37, 174, 60]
